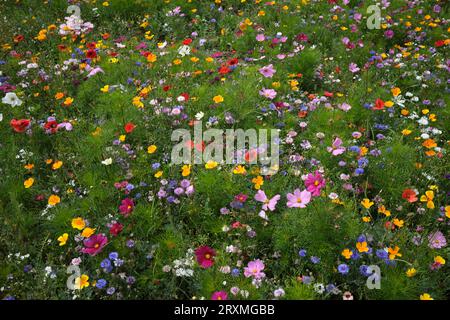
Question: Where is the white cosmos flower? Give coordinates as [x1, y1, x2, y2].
[178, 45, 191, 57]
[2, 92, 22, 107]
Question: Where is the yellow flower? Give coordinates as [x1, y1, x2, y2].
[74, 274, 89, 290]
[252, 175, 264, 190]
[213, 95, 224, 104]
[361, 198, 374, 209]
[24, 177, 34, 189]
[173, 59, 182, 65]
[52, 160, 63, 170]
[362, 216, 371, 222]
[147, 53, 157, 63]
[384, 100, 394, 108]
[233, 165, 247, 175]
[100, 85, 109, 93]
[55, 92, 65, 100]
[388, 246, 402, 260]
[154, 170, 163, 178]
[24, 163, 34, 170]
[434, 256, 445, 265]
[119, 135, 126, 142]
[132, 96, 144, 108]
[81, 227, 95, 238]
[48, 195, 61, 206]
[420, 293, 433, 300]
[341, 249, 353, 259]
[102, 1, 109, 6]
[57, 233, 69, 246]
[406, 268, 416, 277]
[205, 160, 218, 169]
[181, 165, 191, 177]
[147, 145, 157, 154]
[391, 87, 401, 97]
[401, 129, 412, 136]
[445, 206, 450, 219]
[393, 218, 404, 228]
[420, 190, 435, 209]
[63, 97, 74, 106]
[378, 205, 391, 217]
[71, 217, 86, 230]
[356, 241, 369, 253]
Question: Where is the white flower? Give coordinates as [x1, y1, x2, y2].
[274, 288, 285, 297]
[195, 112, 204, 120]
[2, 92, 23, 107]
[178, 45, 191, 57]
[101, 158, 113, 165]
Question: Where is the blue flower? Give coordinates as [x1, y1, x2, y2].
[298, 249, 307, 257]
[338, 264, 349, 274]
[376, 249, 388, 260]
[96, 279, 107, 289]
[109, 252, 119, 261]
[310, 256, 320, 264]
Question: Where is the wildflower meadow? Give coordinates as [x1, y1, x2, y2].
[0, 0, 449, 302]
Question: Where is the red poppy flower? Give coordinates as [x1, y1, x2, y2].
[124, 122, 136, 133]
[218, 66, 231, 75]
[227, 58, 239, 66]
[180, 92, 189, 101]
[14, 34, 24, 43]
[182, 38, 193, 45]
[10, 119, 30, 133]
[44, 120, 59, 134]
[373, 98, 385, 110]
[435, 40, 445, 48]
[324, 91, 333, 97]
[86, 42, 97, 49]
[163, 85, 171, 92]
[402, 189, 418, 203]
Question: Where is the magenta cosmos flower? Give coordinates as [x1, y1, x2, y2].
[211, 291, 228, 300]
[195, 246, 216, 268]
[81, 234, 108, 256]
[305, 171, 326, 197]
[286, 189, 312, 208]
[259, 64, 276, 78]
[244, 259, 265, 279]
[119, 198, 134, 217]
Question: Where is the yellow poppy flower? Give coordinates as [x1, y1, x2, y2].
[81, 227, 95, 238]
[361, 198, 374, 209]
[213, 95, 224, 103]
[74, 274, 89, 290]
[57, 233, 68, 246]
[181, 165, 191, 177]
[24, 177, 34, 189]
[205, 160, 218, 169]
[48, 195, 61, 206]
[341, 249, 353, 259]
[420, 293, 433, 300]
[147, 145, 157, 154]
[71, 217, 86, 230]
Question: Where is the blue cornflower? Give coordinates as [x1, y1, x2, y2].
[96, 279, 107, 289]
[298, 249, 307, 257]
[338, 264, 349, 274]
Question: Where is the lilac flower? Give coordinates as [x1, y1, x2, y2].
[428, 231, 447, 249]
[259, 64, 276, 78]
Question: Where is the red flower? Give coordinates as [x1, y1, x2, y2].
[182, 38, 193, 45]
[109, 222, 124, 236]
[402, 189, 418, 203]
[435, 40, 445, 48]
[10, 119, 30, 133]
[373, 98, 385, 110]
[227, 58, 239, 66]
[44, 120, 59, 134]
[180, 92, 190, 101]
[195, 246, 216, 269]
[163, 85, 171, 92]
[86, 49, 97, 59]
[218, 65, 231, 75]
[81, 234, 108, 256]
[124, 122, 136, 133]
[86, 42, 97, 49]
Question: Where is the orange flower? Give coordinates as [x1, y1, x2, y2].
[422, 139, 437, 149]
[388, 246, 402, 260]
[48, 195, 61, 206]
[356, 241, 369, 253]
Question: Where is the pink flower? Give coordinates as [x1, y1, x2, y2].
[254, 190, 280, 211]
[81, 234, 108, 256]
[286, 189, 311, 208]
[256, 34, 265, 42]
[305, 171, 326, 197]
[259, 64, 276, 78]
[244, 259, 265, 279]
[119, 198, 134, 217]
[195, 246, 216, 268]
[327, 137, 346, 156]
[259, 88, 277, 100]
[211, 291, 228, 300]
[348, 62, 360, 73]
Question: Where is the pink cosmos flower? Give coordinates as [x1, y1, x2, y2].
[286, 189, 311, 208]
[254, 190, 280, 211]
[81, 234, 108, 256]
[259, 88, 277, 100]
[119, 198, 134, 217]
[327, 137, 346, 156]
[305, 171, 326, 197]
[211, 291, 228, 300]
[195, 246, 216, 268]
[259, 64, 276, 78]
[244, 259, 265, 279]
[348, 62, 360, 73]
[256, 34, 265, 42]
[428, 231, 447, 249]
